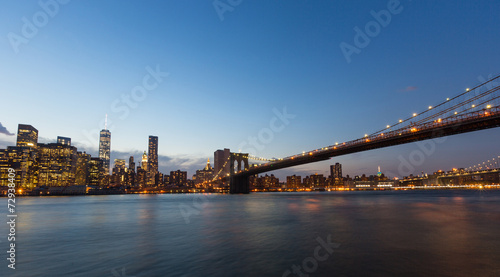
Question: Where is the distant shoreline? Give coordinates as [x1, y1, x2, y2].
[4, 184, 499, 197]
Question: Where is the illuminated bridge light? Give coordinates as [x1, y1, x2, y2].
[487, 104, 492, 109]
[446, 98, 450, 101]
[429, 106, 432, 109]
[399, 119, 403, 123]
[466, 88, 470, 91]
[386, 125, 390, 128]
[413, 113, 417, 117]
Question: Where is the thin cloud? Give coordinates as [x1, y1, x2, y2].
[0, 123, 14, 136]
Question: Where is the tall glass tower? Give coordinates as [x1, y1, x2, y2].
[148, 136, 158, 175]
[98, 116, 111, 174]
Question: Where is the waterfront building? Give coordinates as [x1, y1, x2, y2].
[75, 151, 90, 186]
[0, 146, 38, 189]
[286, 175, 302, 188]
[88, 158, 103, 186]
[304, 174, 326, 188]
[194, 158, 214, 187]
[214, 148, 231, 179]
[16, 124, 38, 148]
[38, 143, 77, 187]
[170, 170, 187, 186]
[148, 136, 158, 186]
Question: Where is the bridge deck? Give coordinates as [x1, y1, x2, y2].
[233, 107, 500, 177]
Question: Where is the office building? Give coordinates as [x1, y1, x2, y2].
[38, 143, 77, 187]
[148, 136, 158, 174]
[16, 124, 38, 149]
[170, 170, 187, 186]
[99, 128, 111, 175]
[88, 158, 103, 186]
[214, 148, 231, 179]
[286, 175, 302, 188]
[75, 151, 90, 186]
[141, 151, 148, 172]
[57, 136, 71, 146]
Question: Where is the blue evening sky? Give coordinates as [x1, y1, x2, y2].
[1, 0, 499, 178]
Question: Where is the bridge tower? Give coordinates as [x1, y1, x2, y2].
[229, 152, 250, 194]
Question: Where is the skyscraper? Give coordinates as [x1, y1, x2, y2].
[129, 156, 135, 173]
[16, 124, 38, 148]
[214, 148, 231, 179]
[331, 163, 342, 180]
[141, 151, 148, 171]
[148, 136, 158, 175]
[98, 126, 111, 175]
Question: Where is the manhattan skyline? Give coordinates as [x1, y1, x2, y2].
[1, 1, 500, 179]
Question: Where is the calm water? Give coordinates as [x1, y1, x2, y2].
[1, 190, 500, 277]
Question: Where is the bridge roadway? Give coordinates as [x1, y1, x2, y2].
[228, 107, 500, 193]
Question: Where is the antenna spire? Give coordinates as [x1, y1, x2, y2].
[105, 114, 108, 130]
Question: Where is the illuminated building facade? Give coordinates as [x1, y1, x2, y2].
[112, 159, 127, 186]
[148, 136, 158, 174]
[38, 143, 77, 187]
[99, 129, 111, 174]
[75, 151, 90, 186]
[88, 158, 103, 186]
[286, 175, 302, 188]
[0, 146, 38, 189]
[194, 158, 214, 186]
[57, 136, 71, 146]
[170, 170, 187, 186]
[148, 136, 158, 186]
[141, 151, 148, 172]
[16, 124, 38, 148]
[304, 174, 326, 188]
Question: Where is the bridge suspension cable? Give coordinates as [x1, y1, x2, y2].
[211, 155, 231, 181]
[368, 74, 500, 137]
[230, 74, 500, 172]
[466, 155, 500, 172]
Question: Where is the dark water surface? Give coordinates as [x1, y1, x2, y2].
[1, 190, 500, 277]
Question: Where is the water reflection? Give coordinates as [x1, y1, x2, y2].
[2, 190, 500, 277]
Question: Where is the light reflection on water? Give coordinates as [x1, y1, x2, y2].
[1, 190, 500, 277]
